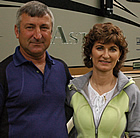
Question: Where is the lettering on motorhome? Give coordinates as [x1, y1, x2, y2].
[51, 26, 87, 44]
[136, 37, 140, 45]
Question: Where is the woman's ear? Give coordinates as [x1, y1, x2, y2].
[119, 50, 122, 60]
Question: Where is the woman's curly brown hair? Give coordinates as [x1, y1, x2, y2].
[83, 22, 128, 77]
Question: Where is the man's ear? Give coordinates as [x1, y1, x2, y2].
[14, 25, 19, 39]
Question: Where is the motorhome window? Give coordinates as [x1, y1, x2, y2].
[126, 0, 140, 2]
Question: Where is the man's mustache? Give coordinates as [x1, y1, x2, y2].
[30, 39, 44, 43]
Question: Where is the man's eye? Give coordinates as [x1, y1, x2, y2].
[41, 26, 49, 30]
[26, 26, 33, 29]
[42, 27, 48, 29]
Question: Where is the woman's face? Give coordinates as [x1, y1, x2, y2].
[91, 41, 121, 73]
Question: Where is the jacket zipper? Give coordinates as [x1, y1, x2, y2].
[70, 84, 121, 138]
[81, 89, 121, 138]
[70, 76, 131, 137]
[80, 89, 99, 138]
[94, 91, 121, 138]
[95, 128, 98, 138]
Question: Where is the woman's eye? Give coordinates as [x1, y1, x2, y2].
[110, 48, 117, 52]
[96, 47, 103, 50]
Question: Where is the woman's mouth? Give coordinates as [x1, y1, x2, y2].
[99, 60, 111, 63]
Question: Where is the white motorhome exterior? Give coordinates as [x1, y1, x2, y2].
[0, 0, 140, 77]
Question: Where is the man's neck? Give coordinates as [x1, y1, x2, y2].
[20, 48, 46, 74]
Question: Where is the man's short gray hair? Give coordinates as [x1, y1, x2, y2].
[16, 1, 54, 33]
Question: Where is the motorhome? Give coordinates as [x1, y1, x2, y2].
[0, 0, 140, 87]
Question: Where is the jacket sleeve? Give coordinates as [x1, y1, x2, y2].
[65, 83, 74, 122]
[0, 82, 9, 137]
[0, 83, 5, 117]
[125, 83, 140, 137]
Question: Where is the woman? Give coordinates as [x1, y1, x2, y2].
[67, 23, 140, 138]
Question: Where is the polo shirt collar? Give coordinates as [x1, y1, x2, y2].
[46, 50, 55, 65]
[13, 46, 55, 66]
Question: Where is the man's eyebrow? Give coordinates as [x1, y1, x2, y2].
[24, 23, 35, 26]
[41, 24, 49, 26]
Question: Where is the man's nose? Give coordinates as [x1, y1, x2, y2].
[33, 28, 42, 40]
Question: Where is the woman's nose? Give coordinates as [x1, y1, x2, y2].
[102, 49, 110, 59]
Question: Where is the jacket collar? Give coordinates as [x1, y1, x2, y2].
[70, 70, 130, 93]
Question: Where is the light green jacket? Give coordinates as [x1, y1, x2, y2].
[67, 71, 140, 138]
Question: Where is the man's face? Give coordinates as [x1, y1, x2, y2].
[15, 13, 52, 58]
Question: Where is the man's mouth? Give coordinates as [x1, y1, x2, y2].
[30, 39, 44, 43]
[32, 42, 42, 44]
[30, 42, 44, 45]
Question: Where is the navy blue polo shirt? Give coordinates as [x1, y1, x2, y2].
[0, 46, 69, 137]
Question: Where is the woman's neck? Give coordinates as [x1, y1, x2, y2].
[90, 70, 117, 95]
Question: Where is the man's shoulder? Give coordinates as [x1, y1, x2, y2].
[0, 55, 13, 75]
[50, 56, 68, 68]
[0, 55, 13, 86]
[0, 55, 13, 67]
[50, 56, 72, 84]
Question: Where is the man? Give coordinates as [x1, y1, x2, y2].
[0, 1, 72, 137]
